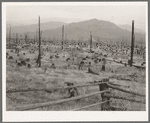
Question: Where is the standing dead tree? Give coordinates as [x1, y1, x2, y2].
[9, 24, 11, 48]
[38, 16, 41, 67]
[16, 33, 18, 44]
[130, 20, 135, 67]
[90, 31, 92, 53]
[62, 25, 64, 50]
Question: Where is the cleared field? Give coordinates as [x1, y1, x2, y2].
[6, 46, 146, 111]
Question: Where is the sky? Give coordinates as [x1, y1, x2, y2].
[5, 2, 147, 30]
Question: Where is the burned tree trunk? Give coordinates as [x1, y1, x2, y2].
[16, 33, 18, 44]
[38, 16, 41, 67]
[130, 20, 135, 67]
[90, 31, 92, 53]
[9, 24, 11, 48]
[62, 25, 64, 50]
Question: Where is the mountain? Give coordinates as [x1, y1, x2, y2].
[28, 19, 144, 42]
[6, 21, 66, 35]
[118, 24, 145, 34]
[8, 19, 145, 42]
[6, 21, 26, 27]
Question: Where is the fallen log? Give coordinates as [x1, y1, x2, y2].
[107, 59, 146, 69]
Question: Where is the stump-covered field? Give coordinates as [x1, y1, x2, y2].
[6, 44, 146, 111]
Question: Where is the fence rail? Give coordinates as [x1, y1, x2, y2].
[107, 84, 145, 97]
[72, 100, 110, 111]
[13, 89, 111, 111]
[6, 81, 113, 94]
[108, 83, 130, 88]
[104, 93, 145, 104]
[108, 105, 143, 111]
[10, 78, 146, 111]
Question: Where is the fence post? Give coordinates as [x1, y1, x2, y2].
[99, 78, 110, 111]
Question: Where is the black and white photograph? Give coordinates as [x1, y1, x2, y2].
[2, 2, 148, 121]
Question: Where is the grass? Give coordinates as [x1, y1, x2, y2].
[6, 48, 146, 111]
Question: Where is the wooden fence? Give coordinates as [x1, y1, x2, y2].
[7, 78, 146, 111]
